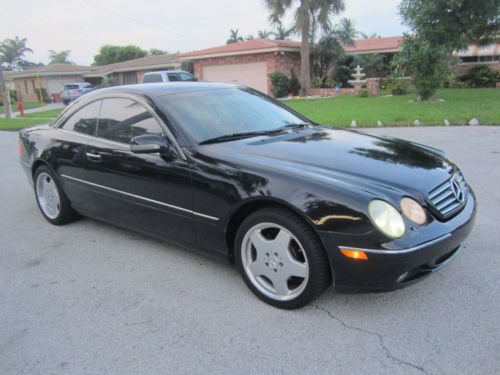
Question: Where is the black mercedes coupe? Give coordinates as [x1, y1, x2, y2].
[19, 83, 476, 309]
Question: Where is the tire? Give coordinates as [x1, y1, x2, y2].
[63, 100, 70, 105]
[34, 165, 78, 225]
[235, 207, 331, 309]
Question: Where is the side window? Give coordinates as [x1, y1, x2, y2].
[167, 73, 180, 82]
[180, 72, 196, 81]
[143, 74, 162, 83]
[97, 98, 163, 144]
[60, 100, 101, 135]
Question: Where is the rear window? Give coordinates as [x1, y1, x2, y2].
[64, 84, 79, 90]
[143, 74, 163, 83]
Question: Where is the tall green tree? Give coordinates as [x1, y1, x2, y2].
[335, 18, 359, 41]
[0, 36, 33, 70]
[148, 48, 168, 56]
[264, 0, 346, 96]
[93, 45, 148, 66]
[227, 29, 244, 44]
[397, 0, 499, 100]
[48, 50, 73, 64]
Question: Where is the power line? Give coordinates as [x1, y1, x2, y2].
[80, 0, 218, 46]
[4, 1, 107, 43]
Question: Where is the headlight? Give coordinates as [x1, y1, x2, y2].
[368, 200, 406, 238]
[401, 197, 427, 225]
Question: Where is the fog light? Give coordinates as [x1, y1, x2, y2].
[340, 249, 368, 260]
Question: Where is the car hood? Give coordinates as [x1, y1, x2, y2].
[202, 127, 455, 200]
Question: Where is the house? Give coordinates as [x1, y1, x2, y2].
[5, 54, 181, 102]
[5, 64, 93, 102]
[178, 39, 301, 95]
[179, 36, 498, 96]
[83, 54, 181, 86]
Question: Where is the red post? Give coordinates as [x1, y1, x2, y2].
[17, 102, 24, 117]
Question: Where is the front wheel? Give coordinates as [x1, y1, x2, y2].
[235, 208, 332, 309]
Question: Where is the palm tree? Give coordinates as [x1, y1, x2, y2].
[0, 36, 33, 70]
[358, 53, 388, 77]
[335, 18, 359, 44]
[272, 23, 295, 40]
[257, 30, 273, 39]
[48, 50, 73, 64]
[264, 0, 345, 96]
[360, 32, 380, 39]
[227, 29, 244, 44]
[246, 35, 255, 41]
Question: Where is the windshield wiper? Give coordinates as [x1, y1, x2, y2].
[198, 123, 312, 145]
[199, 130, 276, 145]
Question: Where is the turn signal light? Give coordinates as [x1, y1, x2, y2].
[340, 249, 368, 260]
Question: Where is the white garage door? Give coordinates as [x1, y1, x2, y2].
[202, 62, 268, 94]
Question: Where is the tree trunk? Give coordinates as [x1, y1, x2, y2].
[299, 9, 311, 97]
[0, 65, 12, 119]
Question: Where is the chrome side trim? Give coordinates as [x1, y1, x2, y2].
[61, 174, 219, 222]
[339, 234, 452, 255]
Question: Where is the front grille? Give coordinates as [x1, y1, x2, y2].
[428, 171, 467, 217]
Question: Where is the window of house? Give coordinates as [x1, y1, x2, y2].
[24, 80, 28, 94]
[97, 98, 163, 144]
[122, 72, 137, 85]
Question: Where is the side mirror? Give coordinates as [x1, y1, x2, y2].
[130, 134, 171, 154]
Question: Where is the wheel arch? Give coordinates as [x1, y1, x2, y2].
[224, 197, 320, 263]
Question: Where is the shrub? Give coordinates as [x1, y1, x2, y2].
[9, 90, 17, 102]
[269, 72, 290, 98]
[459, 66, 497, 87]
[289, 71, 300, 96]
[181, 60, 194, 74]
[387, 78, 410, 95]
[357, 89, 370, 98]
[98, 74, 119, 89]
[35, 88, 50, 103]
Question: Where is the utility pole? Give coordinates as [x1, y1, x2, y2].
[0, 64, 12, 119]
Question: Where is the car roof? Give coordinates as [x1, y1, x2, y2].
[82, 82, 241, 98]
[143, 70, 192, 75]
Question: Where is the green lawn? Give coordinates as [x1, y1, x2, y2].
[23, 108, 64, 119]
[0, 118, 51, 131]
[284, 88, 500, 127]
[0, 101, 44, 115]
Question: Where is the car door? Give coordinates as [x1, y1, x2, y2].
[54, 99, 101, 209]
[82, 96, 194, 245]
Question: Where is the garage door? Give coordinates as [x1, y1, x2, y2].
[202, 62, 268, 94]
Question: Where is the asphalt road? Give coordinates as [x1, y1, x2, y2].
[1, 127, 499, 375]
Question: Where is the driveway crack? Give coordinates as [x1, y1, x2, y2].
[312, 304, 427, 374]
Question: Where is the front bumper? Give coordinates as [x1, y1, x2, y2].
[318, 191, 477, 290]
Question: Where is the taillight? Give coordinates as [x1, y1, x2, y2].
[75, 89, 82, 93]
[18, 143, 26, 155]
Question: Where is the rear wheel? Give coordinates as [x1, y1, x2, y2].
[235, 208, 331, 309]
[34, 166, 77, 225]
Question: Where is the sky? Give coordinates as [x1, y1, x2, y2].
[0, 0, 407, 66]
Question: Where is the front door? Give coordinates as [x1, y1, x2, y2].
[80, 97, 194, 245]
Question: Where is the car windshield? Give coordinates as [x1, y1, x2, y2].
[158, 88, 308, 143]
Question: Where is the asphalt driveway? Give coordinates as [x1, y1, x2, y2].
[1, 126, 499, 375]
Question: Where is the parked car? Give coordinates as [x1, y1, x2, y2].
[60, 82, 95, 105]
[142, 70, 197, 83]
[19, 82, 476, 309]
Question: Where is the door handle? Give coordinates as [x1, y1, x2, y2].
[86, 152, 102, 161]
